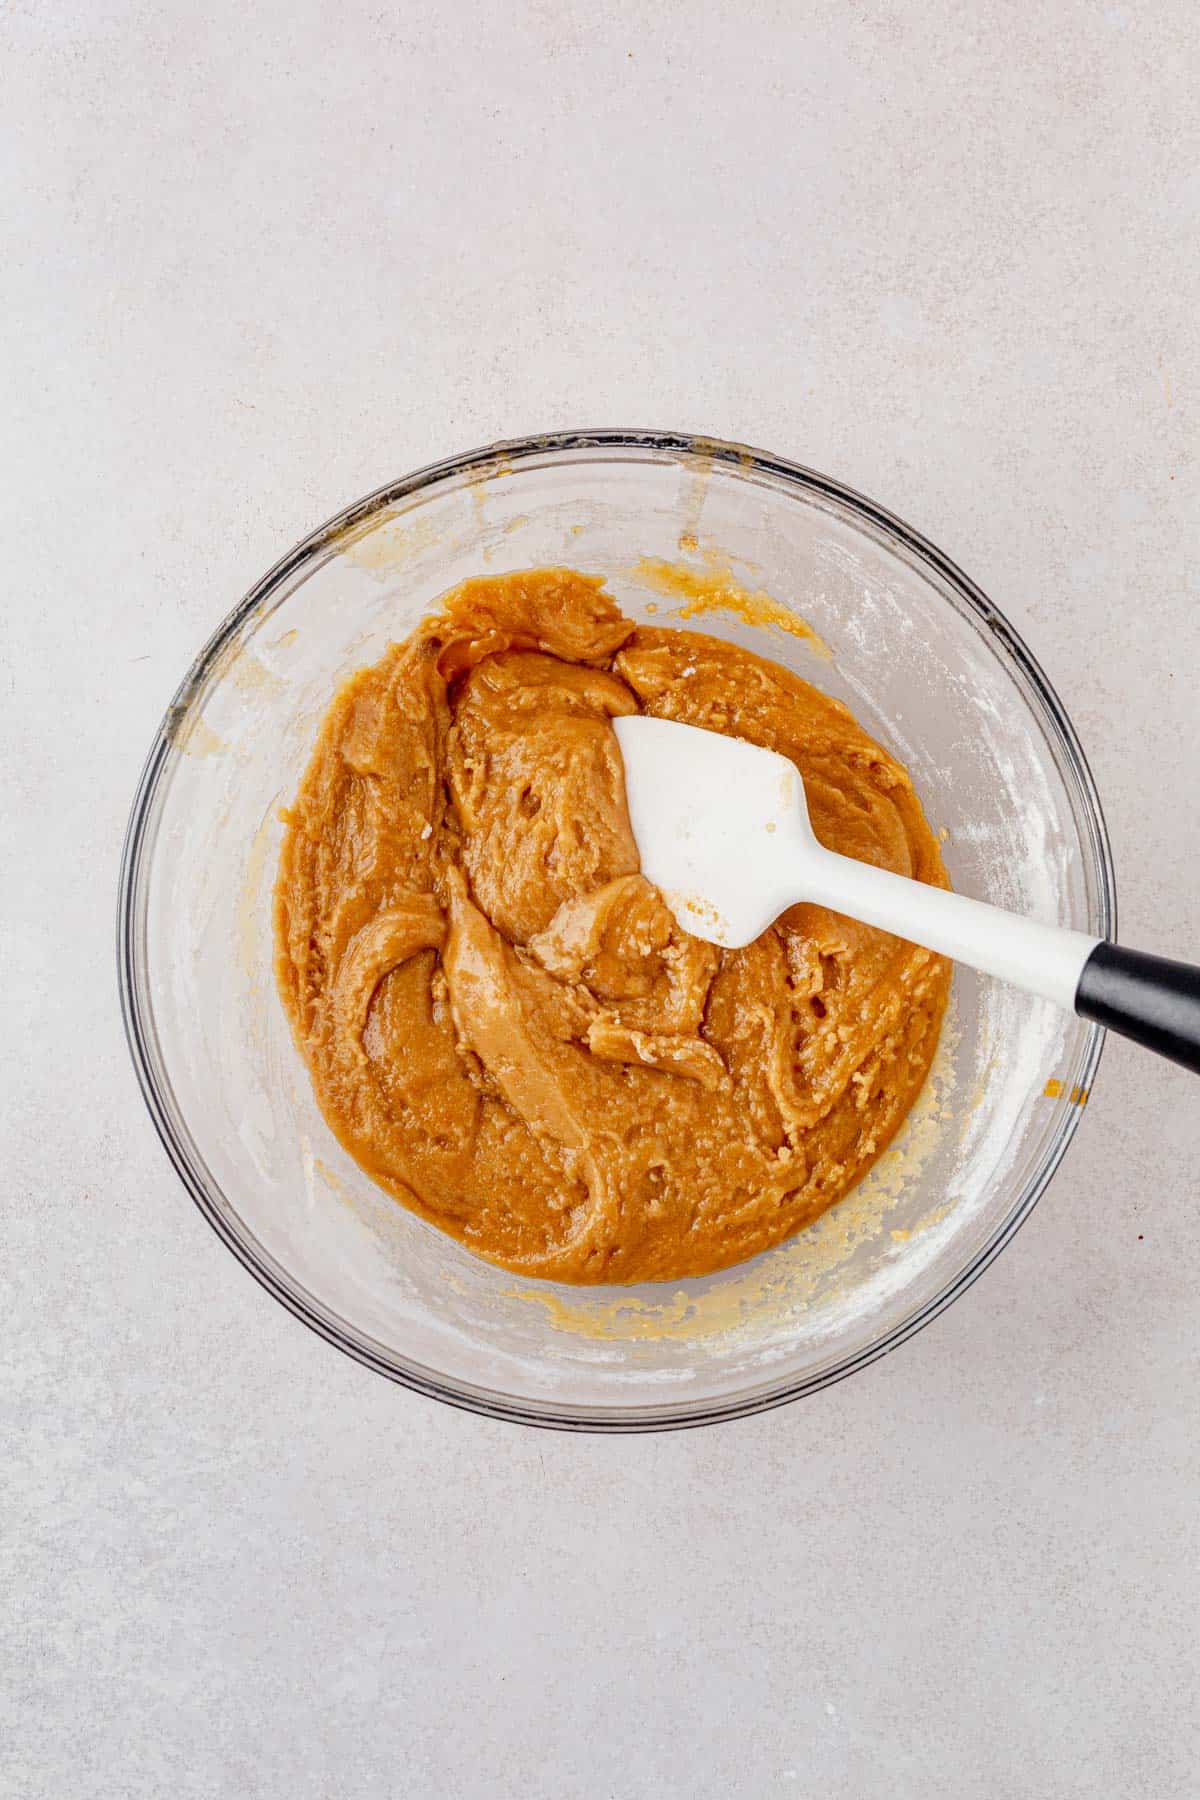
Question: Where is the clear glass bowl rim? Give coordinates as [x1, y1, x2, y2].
[117, 428, 1115, 1432]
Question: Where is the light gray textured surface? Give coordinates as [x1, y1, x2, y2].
[4, 3, 1199, 1795]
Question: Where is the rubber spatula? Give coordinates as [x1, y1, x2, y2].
[613, 716, 1200, 1075]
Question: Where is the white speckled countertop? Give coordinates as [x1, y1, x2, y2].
[5, 3, 1199, 1794]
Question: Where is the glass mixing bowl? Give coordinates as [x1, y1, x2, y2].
[118, 431, 1114, 1430]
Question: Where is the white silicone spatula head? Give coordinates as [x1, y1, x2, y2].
[613, 715, 818, 949]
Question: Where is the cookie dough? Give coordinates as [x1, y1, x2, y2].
[275, 568, 950, 1283]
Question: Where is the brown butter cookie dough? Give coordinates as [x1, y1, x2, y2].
[275, 568, 950, 1283]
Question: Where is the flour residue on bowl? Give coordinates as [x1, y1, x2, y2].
[229, 652, 285, 699]
[332, 506, 447, 578]
[235, 797, 285, 1069]
[173, 713, 230, 758]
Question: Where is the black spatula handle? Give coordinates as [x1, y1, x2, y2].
[1075, 942, 1200, 1074]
